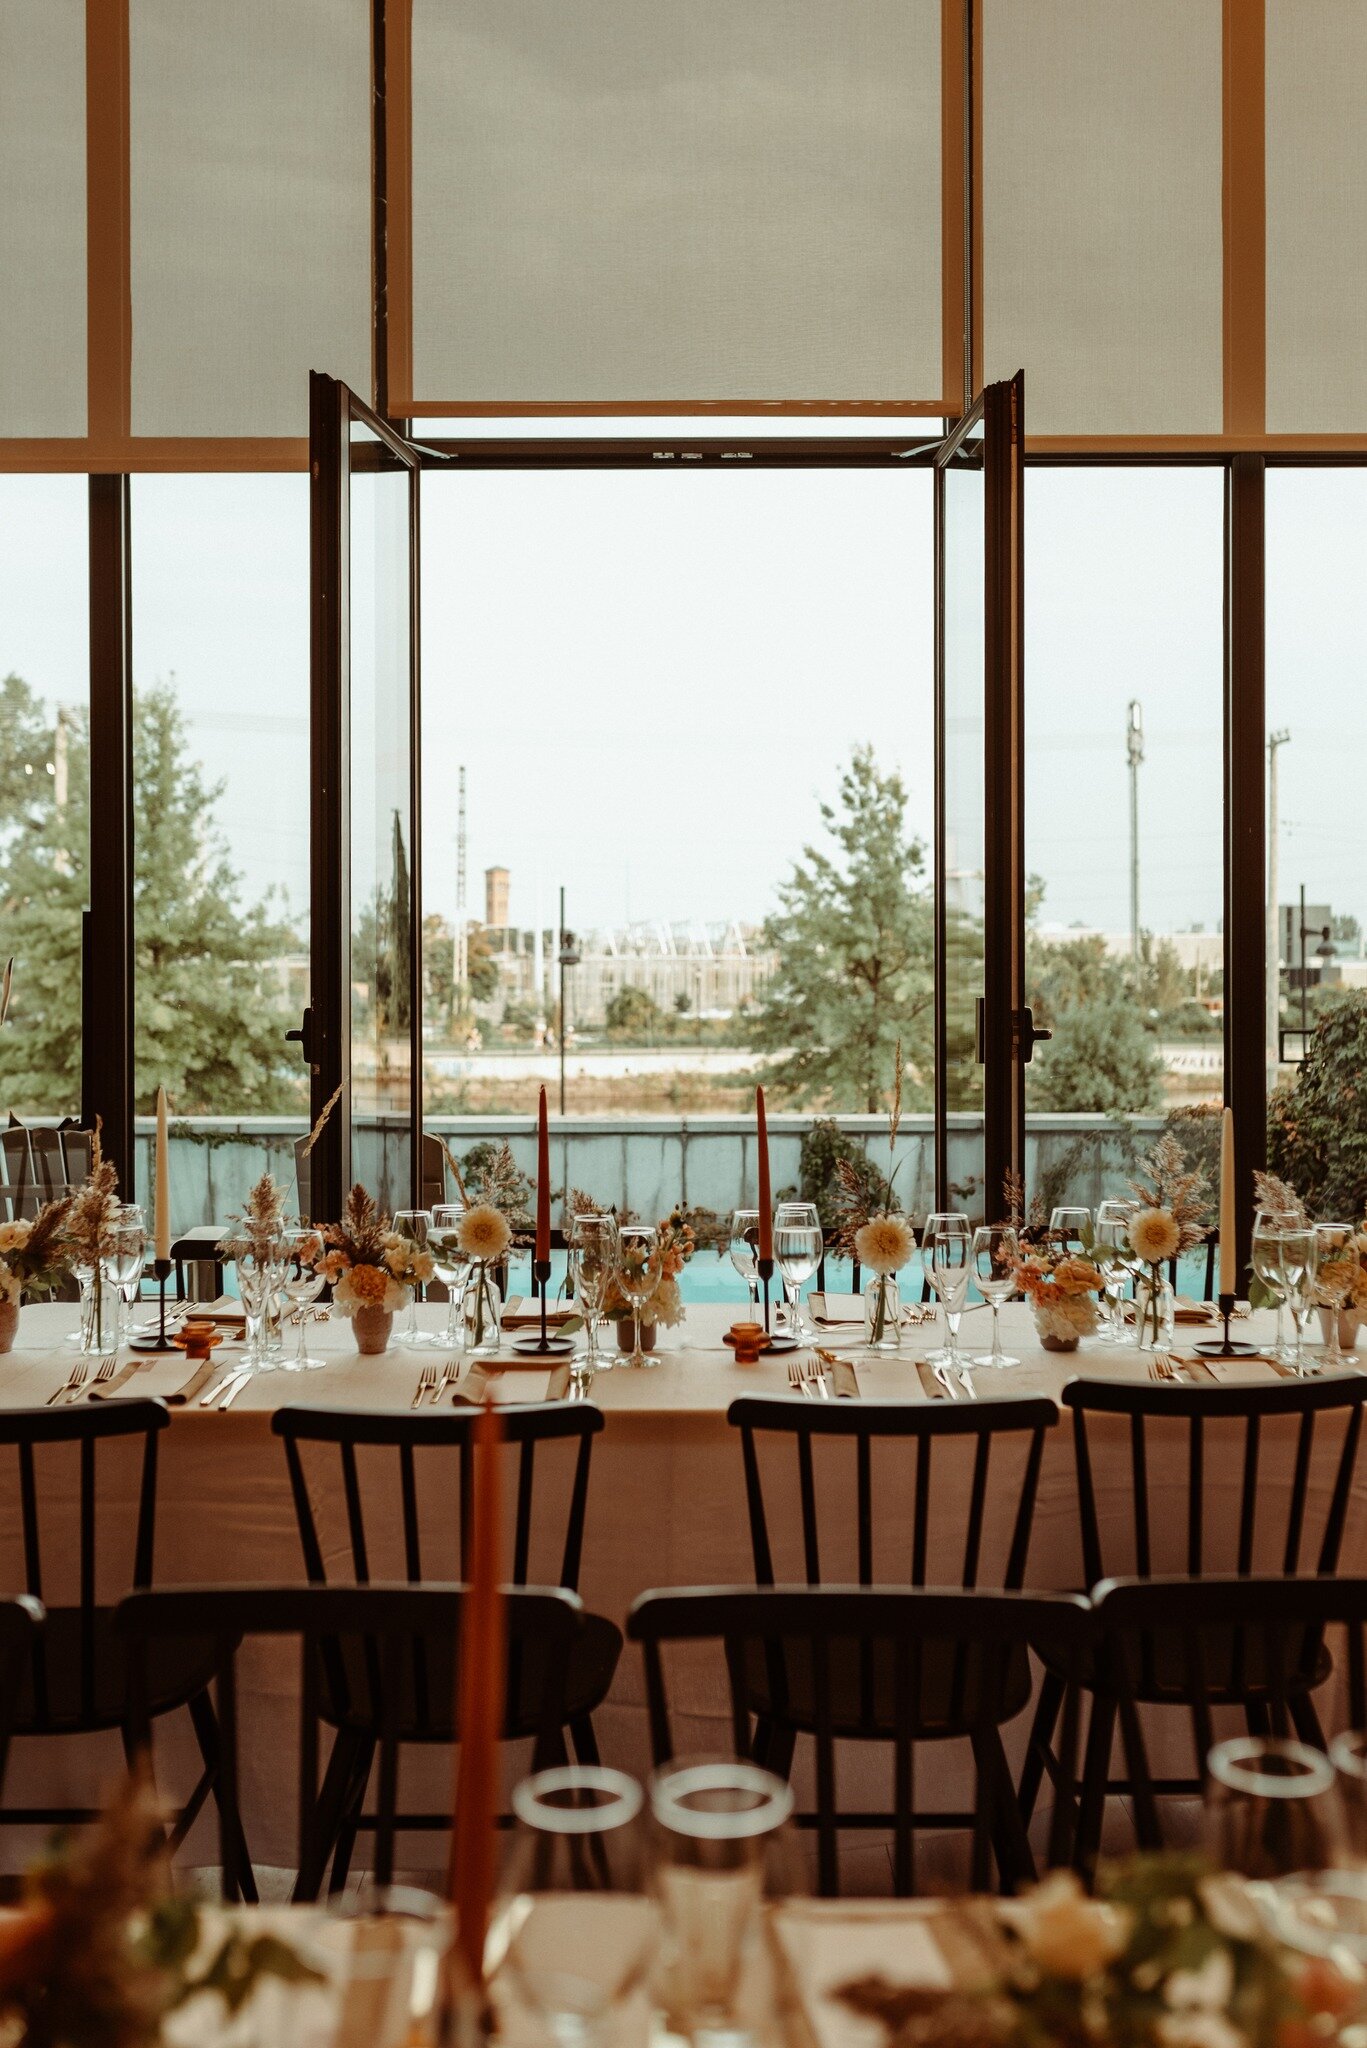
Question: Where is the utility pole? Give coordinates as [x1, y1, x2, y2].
[1126, 700, 1144, 962]
[1266, 729, 1290, 1085]
[453, 765, 467, 1021]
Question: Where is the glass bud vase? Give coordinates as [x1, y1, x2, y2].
[79, 1267, 119, 1355]
[463, 1266, 503, 1357]
[864, 1273, 902, 1351]
[1135, 1270, 1176, 1352]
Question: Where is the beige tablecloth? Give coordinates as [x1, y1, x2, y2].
[0, 1299, 1362, 1885]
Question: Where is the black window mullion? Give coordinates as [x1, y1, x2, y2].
[83, 472, 135, 1194]
[1226, 454, 1267, 1283]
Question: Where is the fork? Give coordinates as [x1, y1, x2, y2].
[429, 1360, 459, 1405]
[48, 1359, 89, 1405]
[802, 1353, 832, 1400]
[412, 1362, 438, 1408]
[78, 1354, 121, 1401]
[786, 1354, 811, 1399]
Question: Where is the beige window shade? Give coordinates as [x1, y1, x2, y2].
[1266, 1, 1367, 435]
[128, 0, 371, 439]
[409, 0, 944, 410]
[982, 0, 1223, 438]
[0, 0, 87, 439]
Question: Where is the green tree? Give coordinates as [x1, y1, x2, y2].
[750, 747, 934, 1112]
[0, 675, 305, 1117]
[605, 985, 662, 1040]
[1268, 994, 1367, 1218]
[1030, 997, 1165, 1113]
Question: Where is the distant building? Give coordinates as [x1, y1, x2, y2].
[481, 920, 776, 1028]
[484, 866, 510, 928]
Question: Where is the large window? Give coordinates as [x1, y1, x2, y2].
[1023, 468, 1225, 1201]
[129, 476, 311, 1215]
[0, 476, 89, 1121]
[420, 464, 934, 1219]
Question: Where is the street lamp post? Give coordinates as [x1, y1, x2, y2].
[556, 884, 580, 1117]
[1126, 700, 1144, 964]
[1266, 728, 1290, 1088]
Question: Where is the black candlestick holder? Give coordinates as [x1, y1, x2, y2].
[757, 1255, 774, 1332]
[511, 1256, 576, 1356]
[1193, 1290, 1258, 1358]
[129, 1257, 177, 1352]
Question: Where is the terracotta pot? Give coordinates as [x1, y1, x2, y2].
[615, 1319, 657, 1354]
[0, 1301, 16, 1355]
[1039, 1331, 1079, 1353]
[352, 1305, 394, 1356]
[1319, 1307, 1364, 1351]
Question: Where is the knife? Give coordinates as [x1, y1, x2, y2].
[217, 1370, 254, 1409]
[201, 1368, 249, 1409]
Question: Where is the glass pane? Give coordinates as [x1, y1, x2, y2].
[349, 423, 414, 1214]
[1024, 467, 1225, 1222]
[130, 475, 310, 1223]
[0, 477, 88, 1122]
[941, 429, 986, 1221]
[1266, 473, 1367, 1207]
[0, 0, 86, 438]
[420, 466, 933, 1299]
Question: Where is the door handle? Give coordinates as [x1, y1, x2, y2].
[285, 1005, 315, 1066]
[1018, 1005, 1051, 1064]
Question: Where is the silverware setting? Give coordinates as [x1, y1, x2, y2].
[429, 1360, 459, 1404]
[200, 1367, 252, 1409]
[931, 1361, 975, 1401]
[786, 1352, 831, 1400]
[412, 1363, 437, 1407]
[48, 1359, 90, 1404]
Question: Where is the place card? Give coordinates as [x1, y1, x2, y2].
[770, 1901, 962, 2048]
[1196, 1358, 1281, 1386]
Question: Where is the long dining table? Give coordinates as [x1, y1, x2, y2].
[0, 1296, 1362, 1886]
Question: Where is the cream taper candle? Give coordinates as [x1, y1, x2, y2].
[1218, 1104, 1236, 1299]
[154, 1085, 171, 1264]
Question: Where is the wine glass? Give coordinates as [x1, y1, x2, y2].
[728, 1210, 761, 1314]
[1314, 1222, 1359, 1369]
[1205, 1736, 1342, 1879]
[615, 1224, 658, 1370]
[923, 1212, 971, 1371]
[773, 1202, 822, 1341]
[569, 1213, 620, 1375]
[971, 1224, 1020, 1368]
[392, 1208, 440, 1350]
[428, 1204, 470, 1351]
[490, 1766, 658, 2048]
[281, 1227, 326, 1370]
[1095, 1197, 1138, 1344]
[1252, 1208, 1296, 1365]
[649, 1761, 797, 2044]
[1049, 1206, 1091, 1254]
[108, 1203, 147, 1346]
[1278, 1225, 1322, 1376]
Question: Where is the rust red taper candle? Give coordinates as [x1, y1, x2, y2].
[448, 1397, 506, 1990]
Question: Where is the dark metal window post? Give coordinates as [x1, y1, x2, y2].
[1225, 454, 1267, 1282]
[83, 473, 135, 1194]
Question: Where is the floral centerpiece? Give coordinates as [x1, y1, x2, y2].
[838, 1855, 1328, 2048]
[445, 1141, 531, 1355]
[312, 1184, 433, 1355]
[602, 1208, 696, 1349]
[65, 1126, 120, 1355]
[1014, 1246, 1105, 1351]
[218, 1173, 292, 1360]
[0, 1198, 73, 1353]
[832, 1041, 916, 1351]
[1127, 1135, 1209, 1352]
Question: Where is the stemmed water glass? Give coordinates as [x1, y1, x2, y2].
[569, 1213, 620, 1375]
[429, 1204, 470, 1350]
[1252, 1208, 1296, 1365]
[392, 1208, 441, 1349]
[1277, 1225, 1321, 1376]
[1314, 1221, 1359, 1369]
[1049, 1206, 1091, 1254]
[109, 1203, 147, 1347]
[1095, 1197, 1138, 1344]
[924, 1212, 971, 1371]
[728, 1210, 761, 1315]
[971, 1224, 1019, 1367]
[773, 1202, 822, 1341]
[615, 1224, 658, 1370]
[1204, 1736, 1342, 1880]
[280, 1227, 325, 1370]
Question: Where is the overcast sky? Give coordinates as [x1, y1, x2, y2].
[1, 460, 1363, 950]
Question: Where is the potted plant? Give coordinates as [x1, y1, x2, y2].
[0, 1196, 73, 1353]
[603, 1208, 696, 1354]
[314, 1185, 433, 1355]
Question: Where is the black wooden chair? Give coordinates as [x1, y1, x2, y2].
[1021, 1375, 1367, 1867]
[1094, 1573, 1367, 1848]
[0, 1597, 42, 1802]
[118, 1582, 581, 1901]
[629, 1583, 1093, 1896]
[0, 1402, 248, 1882]
[272, 1403, 619, 1889]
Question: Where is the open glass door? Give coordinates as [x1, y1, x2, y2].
[308, 373, 421, 1222]
[934, 373, 1034, 1221]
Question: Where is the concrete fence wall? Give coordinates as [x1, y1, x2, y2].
[136, 1112, 1174, 1235]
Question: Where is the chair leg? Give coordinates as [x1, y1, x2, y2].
[1017, 1669, 1064, 1827]
[328, 1734, 376, 1898]
[1074, 1693, 1117, 1885]
[187, 1690, 258, 1905]
[760, 1721, 797, 1782]
[569, 1715, 601, 1766]
[973, 1726, 1036, 1895]
[1289, 1690, 1327, 1750]
[300, 1728, 366, 1903]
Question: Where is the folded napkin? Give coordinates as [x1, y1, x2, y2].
[770, 1901, 996, 2048]
[95, 1355, 222, 1404]
[810, 1293, 864, 1326]
[1197, 1357, 1287, 1386]
[454, 1365, 566, 1406]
